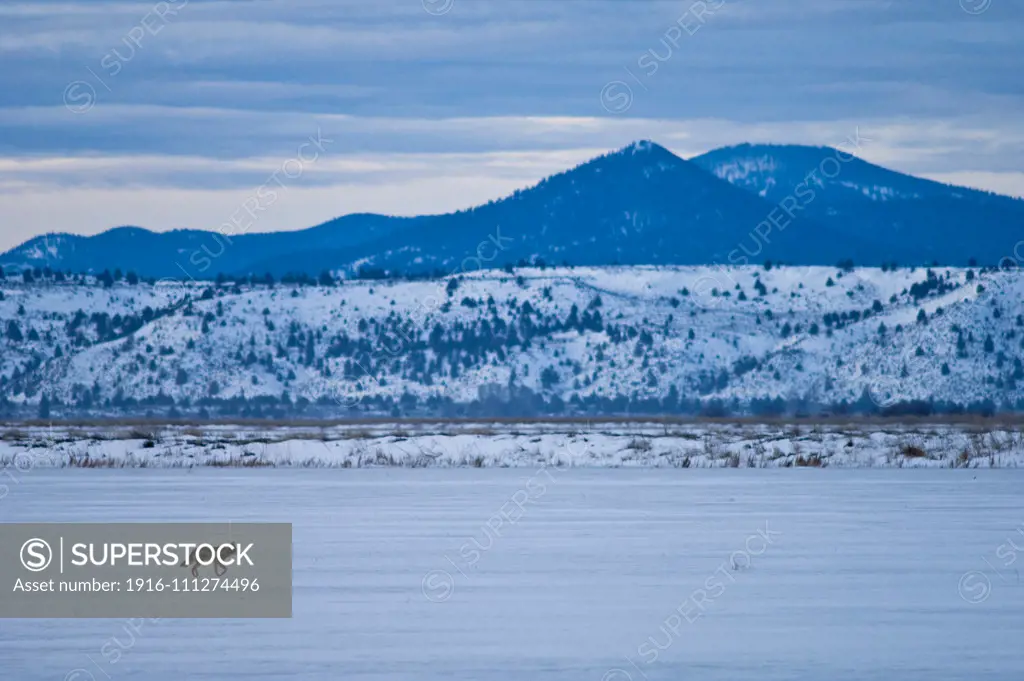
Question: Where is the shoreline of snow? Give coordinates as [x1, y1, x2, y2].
[2, 422, 1023, 469]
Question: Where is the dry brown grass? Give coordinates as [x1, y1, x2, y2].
[8, 414, 1024, 430]
[66, 454, 148, 468]
[900, 444, 928, 458]
[206, 456, 276, 468]
[794, 454, 824, 467]
[626, 437, 653, 452]
[128, 428, 160, 441]
[459, 427, 499, 437]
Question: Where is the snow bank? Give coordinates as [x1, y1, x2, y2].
[2, 422, 1022, 469]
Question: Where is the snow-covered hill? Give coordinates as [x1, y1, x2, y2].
[689, 144, 1024, 267]
[1, 265, 1022, 418]
[691, 143, 948, 202]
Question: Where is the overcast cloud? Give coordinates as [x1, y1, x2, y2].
[0, 0, 1020, 250]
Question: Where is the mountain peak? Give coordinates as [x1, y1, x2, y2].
[616, 139, 673, 157]
[689, 142, 960, 203]
[698, 142, 853, 163]
[592, 140, 684, 174]
[3, 140, 1023, 277]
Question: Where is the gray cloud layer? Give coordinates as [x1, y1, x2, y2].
[0, 0, 1021, 249]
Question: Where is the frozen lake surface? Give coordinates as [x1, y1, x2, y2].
[2, 469, 1023, 680]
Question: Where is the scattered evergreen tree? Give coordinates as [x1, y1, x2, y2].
[6, 320, 23, 342]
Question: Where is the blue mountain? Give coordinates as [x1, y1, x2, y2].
[2, 216, 414, 280]
[247, 140, 853, 276]
[3, 141, 1022, 278]
[690, 143, 1024, 266]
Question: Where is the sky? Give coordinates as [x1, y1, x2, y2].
[0, 0, 1021, 252]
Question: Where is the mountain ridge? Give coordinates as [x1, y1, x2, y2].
[2, 264, 1022, 418]
[690, 143, 1024, 267]
[4, 141, 1023, 277]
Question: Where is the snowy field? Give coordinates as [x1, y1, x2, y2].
[3, 421, 1024, 469]
[1, 469, 1023, 680]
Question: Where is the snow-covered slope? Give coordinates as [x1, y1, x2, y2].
[689, 144, 1024, 266]
[1, 265, 1022, 418]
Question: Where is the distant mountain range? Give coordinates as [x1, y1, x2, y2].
[4, 141, 1023, 279]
